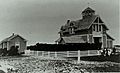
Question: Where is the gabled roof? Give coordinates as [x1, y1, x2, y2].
[1, 34, 27, 43]
[61, 15, 109, 33]
[55, 35, 86, 43]
[74, 15, 98, 30]
[59, 7, 110, 34]
[61, 15, 98, 32]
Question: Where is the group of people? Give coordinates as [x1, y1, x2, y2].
[100, 47, 117, 56]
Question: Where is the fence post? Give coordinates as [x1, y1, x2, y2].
[55, 51, 57, 57]
[78, 50, 80, 63]
[97, 50, 100, 55]
[42, 51, 44, 56]
[37, 51, 39, 56]
[67, 51, 69, 57]
[88, 50, 90, 56]
[48, 51, 50, 57]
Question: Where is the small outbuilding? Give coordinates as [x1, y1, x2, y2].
[0, 33, 27, 54]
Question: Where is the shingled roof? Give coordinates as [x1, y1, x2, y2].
[74, 15, 98, 30]
[59, 7, 110, 34]
[61, 15, 98, 33]
[0, 34, 27, 43]
[55, 35, 86, 43]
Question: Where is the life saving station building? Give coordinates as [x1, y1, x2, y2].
[0, 33, 27, 53]
[56, 7, 114, 48]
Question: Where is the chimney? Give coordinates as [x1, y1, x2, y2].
[12, 33, 15, 36]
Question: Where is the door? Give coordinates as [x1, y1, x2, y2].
[15, 42, 20, 50]
[94, 37, 101, 44]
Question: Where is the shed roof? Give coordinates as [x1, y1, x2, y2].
[56, 35, 86, 43]
[106, 33, 114, 40]
[0, 34, 27, 43]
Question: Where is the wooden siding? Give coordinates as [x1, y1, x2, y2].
[9, 36, 26, 53]
[103, 34, 107, 48]
[89, 35, 93, 43]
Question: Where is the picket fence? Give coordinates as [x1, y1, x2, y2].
[25, 50, 100, 57]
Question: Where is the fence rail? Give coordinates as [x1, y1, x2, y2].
[25, 50, 100, 57]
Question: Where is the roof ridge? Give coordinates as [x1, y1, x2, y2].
[0, 34, 26, 43]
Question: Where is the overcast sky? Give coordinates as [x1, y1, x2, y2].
[0, 0, 119, 45]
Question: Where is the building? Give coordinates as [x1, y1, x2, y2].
[56, 7, 114, 48]
[0, 33, 27, 53]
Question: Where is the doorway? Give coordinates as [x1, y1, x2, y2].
[94, 37, 101, 44]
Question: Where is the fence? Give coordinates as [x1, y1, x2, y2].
[25, 50, 100, 57]
[25, 50, 100, 63]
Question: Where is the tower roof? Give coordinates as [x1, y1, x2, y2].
[82, 7, 95, 13]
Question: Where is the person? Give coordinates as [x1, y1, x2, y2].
[102, 48, 106, 56]
[106, 48, 109, 56]
[112, 47, 116, 55]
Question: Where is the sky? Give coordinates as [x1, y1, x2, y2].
[0, 0, 119, 45]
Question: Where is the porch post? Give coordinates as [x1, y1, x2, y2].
[78, 50, 80, 63]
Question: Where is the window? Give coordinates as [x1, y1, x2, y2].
[69, 27, 74, 34]
[96, 25, 98, 32]
[99, 25, 101, 31]
[93, 24, 95, 31]
[71, 28, 75, 34]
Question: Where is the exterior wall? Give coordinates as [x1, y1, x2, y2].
[9, 36, 26, 53]
[107, 39, 113, 48]
[81, 35, 88, 43]
[88, 34, 93, 43]
[103, 34, 107, 48]
[3, 42, 7, 49]
[7, 42, 10, 50]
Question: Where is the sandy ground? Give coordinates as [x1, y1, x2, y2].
[0, 55, 120, 73]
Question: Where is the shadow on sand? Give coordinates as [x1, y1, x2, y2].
[68, 54, 120, 63]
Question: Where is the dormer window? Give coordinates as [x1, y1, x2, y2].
[69, 27, 75, 34]
[93, 24, 102, 32]
[99, 25, 101, 31]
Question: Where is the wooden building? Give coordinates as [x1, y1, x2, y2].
[0, 33, 27, 54]
[56, 7, 114, 48]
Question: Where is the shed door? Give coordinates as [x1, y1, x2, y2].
[15, 42, 20, 50]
